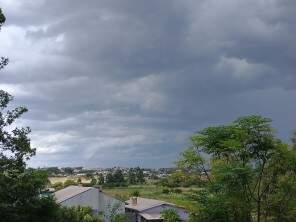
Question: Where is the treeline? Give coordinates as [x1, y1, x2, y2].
[52, 167, 146, 190]
[100, 167, 145, 187]
[40, 167, 95, 176]
[157, 171, 203, 188]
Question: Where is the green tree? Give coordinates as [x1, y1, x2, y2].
[161, 209, 181, 222]
[135, 167, 145, 184]
[62, 167, 74, 175]
[42, 167, 61, 176]
[292, 131, 296, 150]
[130, 190, 140, 197]
[90, 178, 97, 186]
[114, 169, 125, 185]
[127, 168, 136, 185]
[105, 203, 130, 222]
[106, 172, 114, 184]
[85, 172, 93, 179]
[64, 179, 77, 187]
[0, 8, 105, 222]
[178, 115, 296, 222]
[52, 182, 64, 191]
[0, 9, 60, 222]
[97, 173, 105, 185]
[57, 206, 103, 222]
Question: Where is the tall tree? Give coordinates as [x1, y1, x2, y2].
[113, 169, 125, 185]
[134, 167, 145, 184]
[127, 168, 136, 185]
[0, 8, 59, 222]
[97, 173, 105, 185]
[292, 131, 296, 150]
[178, 115, 296, 222]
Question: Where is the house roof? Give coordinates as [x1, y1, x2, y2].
[54, 185, 96, 203]
[125, 197, 175, 212]
[139, 212, 162, 220]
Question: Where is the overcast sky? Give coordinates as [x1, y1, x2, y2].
[0, 0, 295, 168]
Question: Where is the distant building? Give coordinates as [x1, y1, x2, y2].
[125, 197, 189, 222]
[54, 186, 125, 221]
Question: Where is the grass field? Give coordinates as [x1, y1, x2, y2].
[103, 185, 200, 212]
[49, 176, 91, 184]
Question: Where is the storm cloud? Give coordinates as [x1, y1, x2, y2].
[0, 0, 295, 167]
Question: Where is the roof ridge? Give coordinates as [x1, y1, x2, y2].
[55, 186, 96, 203]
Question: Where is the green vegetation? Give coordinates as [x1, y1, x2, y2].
[0, 15, 56, 219]
[105, 169, 126, 187]
[64, 179, 78, 187]
[157, 171, 202, 187]
[0, 9, 122, 222]
[106, 203, 131, 222]
[178, 115, 296, 222]
[1, 8, 295, 222]
[161, 208, 181, 222]
[127, 167, 145, 185]
[57, 206, 102, 222]
[130, 190, 140, 197]
[103, 185, 199, 211]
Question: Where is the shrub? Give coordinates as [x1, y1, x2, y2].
[64, 179, 77, 187]
[130, 190, 140, 197]
[173, 188, 182, 194]
[162, 188, 170, 194]
[161, 209, 181, 222]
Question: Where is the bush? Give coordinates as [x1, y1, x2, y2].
[162, 188, 170, 194]
[173, 188, 182, 194]
[161, 209, 181, 222]
[64, 179, 77, 187]
[57, 206, 103, 222]
[130, 190, 140, 197]
[52, 182, 64, 190]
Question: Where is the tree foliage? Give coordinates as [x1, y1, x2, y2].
[127, 167, 145, 185]
[105, 169, 126, 187]
[292, 131, 296, 150]
[178, 115, 296, 222]
[0, 9, 72, 222]
[97, 173, 104, 185]
[0, 9, 58, 220]
[105, 203, 131, 222]
[57, 206, 102, 222]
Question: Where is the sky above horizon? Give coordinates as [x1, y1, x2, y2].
[0, 0, 296, 168]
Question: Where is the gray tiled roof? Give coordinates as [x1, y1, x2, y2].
[125, 197, 174, 212]
[54, 185, 94, 203]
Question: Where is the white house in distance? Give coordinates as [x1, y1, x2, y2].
[54, 186, 125, 220]
[125, 197, 189, 222]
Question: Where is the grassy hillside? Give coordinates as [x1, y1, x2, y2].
[103, 185, 200, 212]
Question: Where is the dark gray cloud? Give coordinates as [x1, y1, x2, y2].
[0, 0, 295, 167]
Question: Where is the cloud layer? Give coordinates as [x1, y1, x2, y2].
[0, 0, 295, 167]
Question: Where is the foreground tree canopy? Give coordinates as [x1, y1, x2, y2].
[0, 8, 105, 222]
[178, 115, 296, 222]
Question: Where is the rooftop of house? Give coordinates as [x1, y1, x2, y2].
[125, 197, 175, 212]
[139, 212, 162, 220]
[54, 185, 97, 203]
